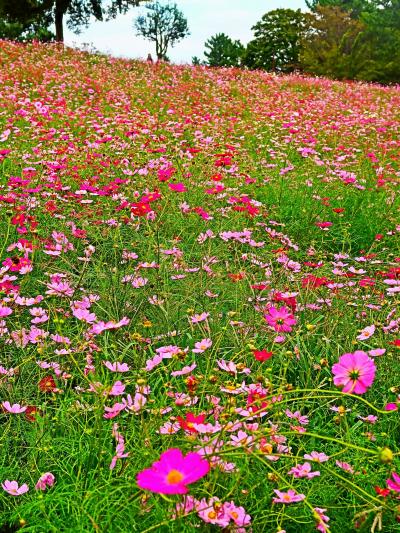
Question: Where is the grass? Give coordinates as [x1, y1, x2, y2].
[0, 41, 399, 532]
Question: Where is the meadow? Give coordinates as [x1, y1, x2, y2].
[0, 41, 399, 532]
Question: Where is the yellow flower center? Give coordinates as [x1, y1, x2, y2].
[208, 511, 217, 519]
[166, 469, 184, 484]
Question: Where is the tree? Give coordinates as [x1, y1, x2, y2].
[134, 2, 189, 60]
[0, 5, 54, 41]
[204, 33, 244, 67]
[0, 0, 150, 43]
[305, 0, 372, 18]
[355, 0, 400, 82]
[300, 6, 365, 79]
[243, 9, 306, 72]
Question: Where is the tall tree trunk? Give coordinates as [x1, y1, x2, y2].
[55, 1, 64, 42]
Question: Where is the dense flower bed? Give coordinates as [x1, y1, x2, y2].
[0, 41, 399, 532]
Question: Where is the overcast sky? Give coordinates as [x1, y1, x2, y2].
[64, 0, 305, 63]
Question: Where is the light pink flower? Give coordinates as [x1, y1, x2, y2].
[288, 462, 320, 479]
[357, 325, 375, 341]
[304, 451, 330, 463]
[136, 448, 209, 494]
[158, 421, 181, 434]
[171, 362, 197, 377]
[2, 402, 27, 414]
[0, 307, 12, 318]
[192, 338, 212, 353]
[223, 501, 252, 526]
[2, 480, 29, 496]
[368, 348, 385, 357]
[273, 489, 305, 504]
[190, 312, 209, 324]
[197, 497, 230, 527]
[103, 361, 130, 372]
[332, 351, 376, 394]
[108, 381, 125, 396]
[336, 460, 354, 474]
[314, 507, 330, 533]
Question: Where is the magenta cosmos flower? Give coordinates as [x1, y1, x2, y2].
[136, 448, 209, 494]
[387, 472, 400, 493]
[264, 306, 297, 333]
[332, 351, 376, 394]
[35, 472, 55, 491]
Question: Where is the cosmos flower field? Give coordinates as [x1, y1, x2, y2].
[0, 41, 399, 532]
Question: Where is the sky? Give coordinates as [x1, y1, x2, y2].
[64, 0, 306, 64]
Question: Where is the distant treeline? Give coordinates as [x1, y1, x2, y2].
[195, 1, 400, 84]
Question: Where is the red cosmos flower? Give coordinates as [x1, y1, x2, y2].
[251, 283, 269, 290]
[39, 375, 57, 392]
[302, 275, 329, 288]
[215, 155, 232, 167]
[253, 350, 273, 362]
[359, 278, 375, 287]
[332, 208, 345, 213]
[2, 256, 32, 273]
[130, 202, 151, 217]
[228, 272, 245, 282]
[390, 339, 400, 347]
[315, 221, 332, 229]
[272, 292, 297, 312]
[246, 387, 269, 415]
[25, 406, 39, 422]
[185, 375, 198, 393]
[374, 486, 390, 497]
[177, 412, 206, 433]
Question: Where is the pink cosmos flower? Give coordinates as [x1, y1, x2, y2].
[108, 381, 125, 396]
[368, 348, 385, 357]
[314, 507, 330, 533]
[192, 338, 212, 353]
[288, 462, 320, 479]
[2, 402, 27, 414]
[190, 312, 209, 324]
[304, 451, 330, 463]
[0, 307, 12, 318]
[332, 351, 376, 394]
[158, 421, 181, 434]
[272, 489, 305, 504]
[35, 472, 55, 491]
[223, 501, 252, 527]
[103, 361, 130, 372]
[2, 480, 29, 496]
[336, 461, 354, 474]
[197, 497, 230, 527]
[136, 448, 209, 494]
[357, 325, 375, 341]
[171, 362, 197, 377]
[387, 472, 400, 493]
[264, 306, 296, 333]
[72, 307, 97, 323]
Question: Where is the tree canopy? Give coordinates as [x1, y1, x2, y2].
[0, 0, 150, 42]
[243, 9, 306, 72]
[134, 2, 189, 60]
[204, 33, 244, 67]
